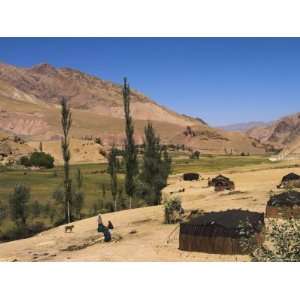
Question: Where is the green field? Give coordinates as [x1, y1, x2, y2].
[0, 155, 274, 207]
[0, 163, 122, 215]
[171, 154, 275, 174]
[0, 154, 277, 241]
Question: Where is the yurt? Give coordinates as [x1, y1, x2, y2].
[179, 209, 264, 254]
[266, 190, 300, 219]
[208, 175, 235, 192]
[277, 173, 300, 189]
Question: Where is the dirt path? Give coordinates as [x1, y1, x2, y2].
[0, 166, 297, 262]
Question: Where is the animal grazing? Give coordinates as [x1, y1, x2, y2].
[65, 225, 74, 233]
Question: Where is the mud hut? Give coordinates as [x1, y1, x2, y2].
[266, 190, 300, 219]
[179, 209, 264, 254]
[277, 173, 300, 189]
[208, 175, 235, 191]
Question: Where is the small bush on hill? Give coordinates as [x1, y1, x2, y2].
[19, 152, 55, 169]
[163, 196, 183, 224]
[30, 152, 54, 168]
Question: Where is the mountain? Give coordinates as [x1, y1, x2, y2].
[0, 62, 266, 161]
[246, 112, 300, 159]
[218, 121, 270, 132]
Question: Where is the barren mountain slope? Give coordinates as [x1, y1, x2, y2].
[0, 62, 266, 156]
[0, 62, 201, 126]
[247, 112, 300, 158]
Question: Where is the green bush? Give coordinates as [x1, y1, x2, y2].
[19, 156, 31, 167]
[163, 196, 183, 224]
[19, 152, 55, 169]
[240, 219, 300, 261]
[30, 152, 54, 168]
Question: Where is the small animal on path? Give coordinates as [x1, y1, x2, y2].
[65, 225, 74, 233]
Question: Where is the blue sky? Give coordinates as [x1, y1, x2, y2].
[0, 38, 300, 126]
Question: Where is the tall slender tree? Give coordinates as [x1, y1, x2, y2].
[73, 168, 84, 219]
[138, 123, 172, 205]
[123, 77, 138, 208]
[8, 184, 30, 227]
[61, 97, 73, 223]
[107, 145, 118, 212]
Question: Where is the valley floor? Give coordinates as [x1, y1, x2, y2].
[1, 161, 299, 262]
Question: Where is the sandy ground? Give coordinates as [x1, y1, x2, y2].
[0, 165, 298, 262]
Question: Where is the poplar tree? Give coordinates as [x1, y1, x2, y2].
[123, 77, 138, 208]
[8, 184, 30, 227]
[61, 97, 73, 223]
[107, 145, 118, 211]
[73, 168, 84, 219]
[138, 123, 172, 205]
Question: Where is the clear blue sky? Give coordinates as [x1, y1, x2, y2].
[0, 37, 300, 126]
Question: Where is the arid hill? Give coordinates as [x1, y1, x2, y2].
[247, 112, 300, 159]
[0, 62, 266, 160]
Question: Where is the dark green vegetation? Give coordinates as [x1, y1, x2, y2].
[107, 146, 119, 212]
[20, 152, 55, 169]
[240, 218, 300, 262]
[0, 163, 127, 241]
[136, 123, 172, 205]
[61, 97, 73, 223]
[122, 77, 139, 208]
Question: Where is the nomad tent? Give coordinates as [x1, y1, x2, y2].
[179, 209, 264, 254]
[183, 173, 199, 181]
[266, 190, 300, 219]
[277, 173, 300, 189]
[208, 175, 235, 192]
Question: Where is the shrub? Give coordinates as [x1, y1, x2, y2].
[240, 219, 300, 261]
[19, 152, 55, 169]
[163, 196, 183, 224]
[30, 151, 54, 168]
[19, 156, 31, 167]
[190, 150, 200, 159]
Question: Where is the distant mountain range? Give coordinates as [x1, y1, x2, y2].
[218, 121, 271, 132]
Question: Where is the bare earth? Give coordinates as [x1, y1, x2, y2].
[0, 164, 298, 262]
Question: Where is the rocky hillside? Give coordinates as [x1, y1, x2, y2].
[0, 62, 266, 158]
[247, 112, 300, 159]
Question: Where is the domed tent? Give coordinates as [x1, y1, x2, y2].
[208, 174, 235, 192]
[277, 173, 300, 189]
[179, 209, 264, 254]
[266, 190, 300, 219]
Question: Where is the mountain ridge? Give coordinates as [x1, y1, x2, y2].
[0, 62, 266, 161]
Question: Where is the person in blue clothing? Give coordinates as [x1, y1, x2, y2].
[97, 213, 111, 242]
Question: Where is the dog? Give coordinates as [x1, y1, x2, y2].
[65, 225, 74, 233]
